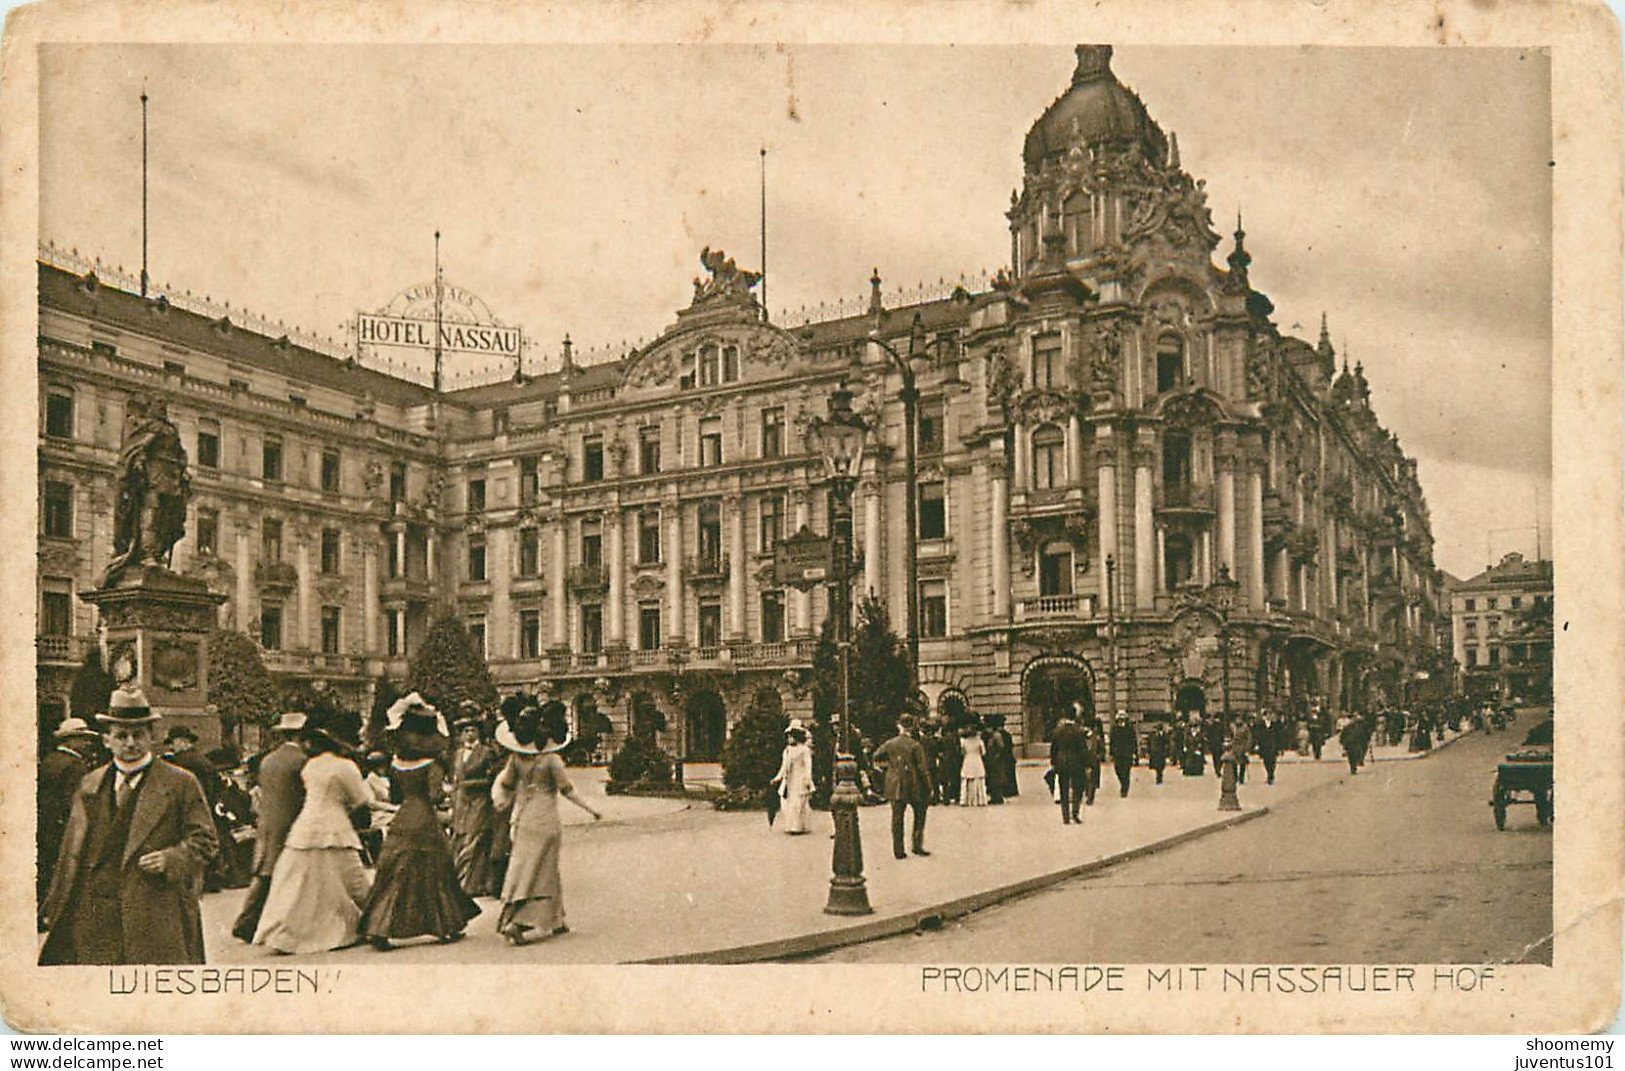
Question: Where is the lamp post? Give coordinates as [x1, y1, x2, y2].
[1105, 553, 1119, 715]
[1210, 565, 1242, 811]
[806, 383, 873, 916]
[864, 309, 960, 690]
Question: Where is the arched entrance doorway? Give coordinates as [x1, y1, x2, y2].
[629, 690, 666, 741]
[1174, 682, 1207, 717]
[937, 689, 971, 730]
[684, 690, 727, 762]
[1022, 656, 1094, 750]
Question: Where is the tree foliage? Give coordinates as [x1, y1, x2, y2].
[69, 645, 117, 720]
[406, 614, 497, 712]
[206, 629, 280, 733]
[720, 686, 788, 791]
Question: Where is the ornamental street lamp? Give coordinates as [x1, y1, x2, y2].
[1105, 553, 1120, 715]
[806, 383, 873, 916]
[1209, 564, 1243, 811]
[865, 306, 963, 691]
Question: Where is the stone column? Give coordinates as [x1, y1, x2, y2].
[1248, 462, 1266, 610]
[234, 524, 251, 631]
[1066, 414, 1083, 487]
[551, 516, 569, 647]
[1133, 441, 1155, 609]
[1014, 424, 1030, 491]
[1096, 438, 1118, 608]
[1218, 453, 1237, 579]
[426, 531, 437, 592]
[362, 542, 378, 654]
[990, 449, 1010, 621]
[607, 508, 625, 646]
[1156, 526, 1167, 592]
[792, 488, 811, 636]
[296, 533, 313, 649]
[488, 526, 510, 659]
[392, 608, 405, 657]
[863, 477, 882, 601]
[728, 495, 746, 639]
[666, 501, 685, 644]
[395, 528, 407, 579]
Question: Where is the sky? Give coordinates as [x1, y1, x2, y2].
[36, 43, 1552, 581]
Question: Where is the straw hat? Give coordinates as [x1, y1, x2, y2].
[273, 711, 308, 732]
[53, 717, 101, 740]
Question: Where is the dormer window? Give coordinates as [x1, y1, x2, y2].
[1156, 334, 1185, 393]
[700, 344, 721, 387]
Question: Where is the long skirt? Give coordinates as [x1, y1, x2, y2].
[253, 846, 371, 954]
[499, 824, 564, 936]
[359, 801, 481, 941]
[780, 791, 812, 834]
[960, 776, 988, 806]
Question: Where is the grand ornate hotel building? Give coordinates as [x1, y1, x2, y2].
[36, 46, 1449, 757]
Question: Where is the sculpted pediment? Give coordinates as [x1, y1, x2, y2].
[618, 320, 815, 399]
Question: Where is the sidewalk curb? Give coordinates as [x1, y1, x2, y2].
[634, 804, 1273, 965]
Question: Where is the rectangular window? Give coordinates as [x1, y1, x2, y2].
[1488, 597, 1498, 610]
[919, 580, 948, 638]
[196, 507, 218, 556]
[260, 603, 283, 650]
[581, 604, 604, 654]
[467, 537, 487, 582]
[197, 420, 220, 470]
[1488, 646, 1501, 666]
[722, 345, 740, 383]
[1511, 596, 1523, 609]
[262, 437, 284, 483]
[1032, 334, 1063, 390]
[387, 539, 400, 580]
[639, 604, 662, 650]
[699, 417, 723, 467]
[918, 397, 945, 455]
[919, 481, 946, 541]
[698, 501, 723, 564]
[320, 450, 341, 493]
[759, 494, 783, 552]
[467, 477, 486, 513]
[467, 615, 487, 660]
[1464, 620, 1478, 640]
[520, 457, 540, 505]
[761, 407, 784, 458]
[45, 392, 74, 439]
[1464, 598, 1476, 612]
[519, 610, 541, 659]
[41, 580, 72, 637]
[320, 606, 341, 654]
[261, 518, 283, 564]
[760, 590, 785, 643]
[582, 436, 604, 482]
[519, 528, 540, 577]
[1487, 617, 1501, 637]
[1039, 544, 1074, 597]
[1466, 647, 1479, 667]
[42, 481, 74, 538]
[639, 425, 662, 475]
[698, 599, 722, 648]
[638, 510, 662, 564]
[580, 517, 602, 567]
[320, 528, 341, 574]
[700, 345, 721, 387]
[389, 462, 407, 502]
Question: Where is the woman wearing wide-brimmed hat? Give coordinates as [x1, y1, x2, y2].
[358, 693, 481, 951]
[492, 700, 600, 945]
[253, 709, 373, 955]
[770, 720, 814, 835]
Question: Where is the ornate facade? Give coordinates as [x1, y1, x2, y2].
[36, 45, 1447, 756]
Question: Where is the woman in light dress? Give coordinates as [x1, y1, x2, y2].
[770, 723, 814, 834]
[958, 722, 988, 806]
[253, 711, 372, 954]
[492, 701, 600, 946]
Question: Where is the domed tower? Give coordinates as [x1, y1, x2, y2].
[1009, 45, 1217, 288]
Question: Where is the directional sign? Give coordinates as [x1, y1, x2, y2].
[774, 526, 834, 590]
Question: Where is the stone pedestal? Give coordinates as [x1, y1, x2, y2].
[81, 564, 229, 747]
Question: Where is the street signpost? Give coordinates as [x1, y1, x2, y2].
[774, 525, 833, 590]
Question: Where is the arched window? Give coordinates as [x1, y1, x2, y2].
[1032, 424, 1065, 490]
[1156, 334, 1186, 393]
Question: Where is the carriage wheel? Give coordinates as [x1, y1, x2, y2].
[1493, 781, 1508, 831]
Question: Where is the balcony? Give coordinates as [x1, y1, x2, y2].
[36, 634, 82, 664]
[380, 574, 433, 603]
[568, 563, 609, 593]
[685, 553, 730, 583]
[255, 560, 299, 594]
[1156, 482, 1215, 517]
[731, 640, 813, 666]
[1014, 592, 1097, 621]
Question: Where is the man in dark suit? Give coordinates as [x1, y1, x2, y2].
[873, 717, 933, 859]
[1080, 713, 1102, 805]
[1254, 710, 1282, 784]
[1048, 708, 1092, 824]
[230, 711, 308, 942]
[39, 686, 218, 965]
[1145, 722, 1170, 784]
[38, 718, 102, 907]
[1109, 712, 1139, 798]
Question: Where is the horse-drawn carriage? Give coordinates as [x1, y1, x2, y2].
[1490, 717, 1554, 831]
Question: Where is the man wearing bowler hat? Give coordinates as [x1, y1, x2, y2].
[231, 709, 310, 942]
[39, 686, 218, 965]
[38, 717, 103, 907]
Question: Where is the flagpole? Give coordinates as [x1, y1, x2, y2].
[140, 91, 150, 298]
[759, 146, 768, 322]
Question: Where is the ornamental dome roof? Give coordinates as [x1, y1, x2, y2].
[1022, 45, 1169, 171]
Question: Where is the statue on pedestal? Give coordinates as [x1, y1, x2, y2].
[109, 394, 191, 579]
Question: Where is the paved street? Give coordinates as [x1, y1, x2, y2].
[811, 711, 1552, 964]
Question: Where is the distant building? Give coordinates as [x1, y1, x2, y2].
[1450, 552, 1554, 701]
[36, 44, 1448, 756]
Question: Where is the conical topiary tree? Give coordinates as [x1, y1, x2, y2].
[847, 595, 912, 747]
[406, 613, 498, 713]
[206, 629, 281, 740]
[721, 686, 789, 791]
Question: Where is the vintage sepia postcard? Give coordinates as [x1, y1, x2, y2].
[0, 0, 1619, 1035]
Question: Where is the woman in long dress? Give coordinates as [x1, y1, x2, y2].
[958, 723, 988, 806]
[358, 694, 481, 951]
[253, 712, 372, 955]
[770, 725, 813, 834]
[493, 701, 600, 946]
